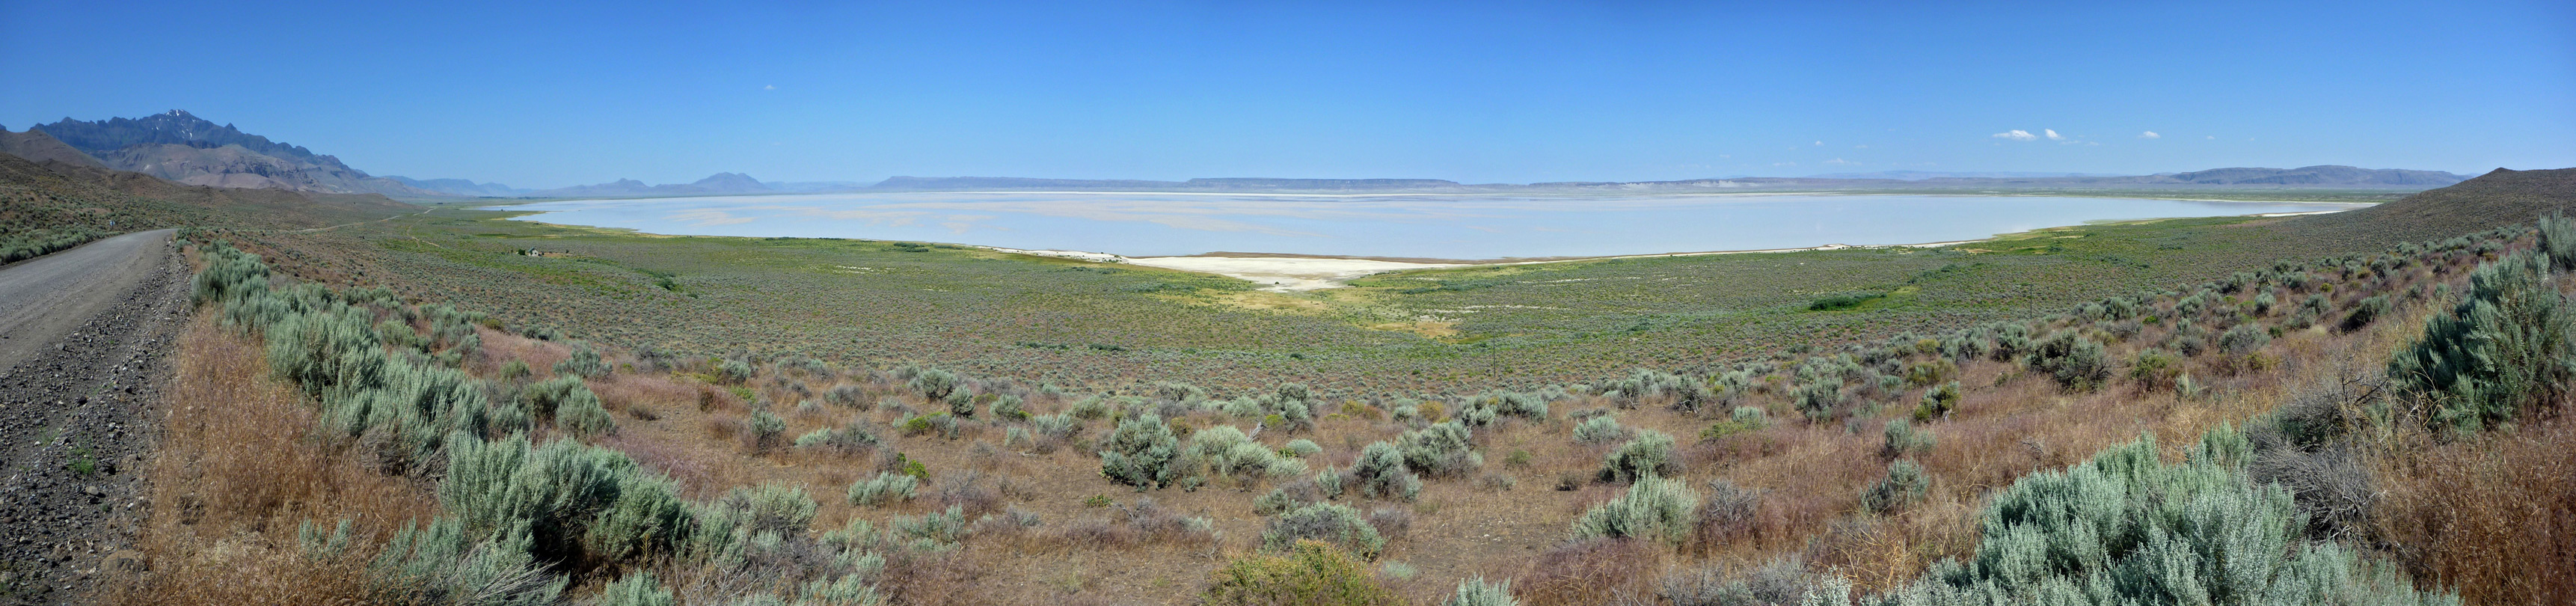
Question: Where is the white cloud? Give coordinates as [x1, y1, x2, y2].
[1772, 162, 1798, 166]
[764, 85, 776, 91]
[1824, 158, 1857, 165]
[1719, 154, 1731, 159]
[2043, 129, 2066, 141]
[1992, 129, 2038, 141]
[2138, 131, 2160, 139]
[2207, 135, 2216, 140]
[1813, 141, 1824, 146]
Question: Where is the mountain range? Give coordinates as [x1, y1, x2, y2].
[25, 111, 447, 197]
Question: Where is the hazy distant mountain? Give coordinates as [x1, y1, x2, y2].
[30, 110, 443, 197]
[386, 176, 530, 198]
[530, 172, 778, 198]
[0, 126, 108, 168]
[767, 180, 875, 193]
[1806, 171, 2117, 180]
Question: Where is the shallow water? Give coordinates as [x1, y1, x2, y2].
[500, 192, 2352, 260]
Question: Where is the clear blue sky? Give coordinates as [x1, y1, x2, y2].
[4, 1, 2569, 188]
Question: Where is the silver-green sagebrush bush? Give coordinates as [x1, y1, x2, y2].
[1598, 430, 1678, 483]
[1340, 441, 1423, 501]
[1444, 577, 1518, 606]
[1263, 503, 1386, 560]
[1570, 474, 1698, 543]
[1854, 432, 2456, 606]
[595, 572, 676, 606]
[1399, 420, 1482, 477]
[1100, 413, 1183, 489]
[1573, 414, 1631, 444]
[846, 472, 920, 507]
[2388, 251, 2576, 432]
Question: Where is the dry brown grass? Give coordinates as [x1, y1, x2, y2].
[2373, 416, 2576, 605]
[108, 317, 438, 605]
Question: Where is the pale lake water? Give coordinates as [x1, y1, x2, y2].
[500, 192, 2355, 260]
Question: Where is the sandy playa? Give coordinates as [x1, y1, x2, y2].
[1123, 256, 1465, 292]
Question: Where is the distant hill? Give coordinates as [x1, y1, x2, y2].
[1806, 171, 2115, 180]
[30, 110, 443, 198]
[2290, 167, 2576, 244]
[387, 176, 529, 198]
[1, 143, 416, 262]
[2018, 165, 2469, 187]
[0, 127, 106, 168]
[530, 172, 777, 198]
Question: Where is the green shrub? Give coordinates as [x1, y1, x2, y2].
[746, 410, 788, 452]
[1203, 539, 1405, 606]
[1605, 369, 1711, 411]
[1881, 420, 1935, 459]
[847, 472, 921, 507]
[2340, 295, 2393, 333]
[794, 423, 881, 454]
[367, 515, 565, 606]
[1284, 438, 1322, 457]
[557, 393, 617, 438]
[2541, 212, 2576, 271]
[554, 345, 607, 378]
[2389, 252, 2576, 432]
[1342, 441, 1423, 501]
[441, 434, 684, 566]
[2027, 331, 2111, 391]
[1569, 474, 1698, 543]
[1809, 292, 1883, 311]
[893, 505, 969, 545]
[716, 358, 755, 385]
[2219, 322, 2272, 355]
[1876, 434, 2456, 606]
[1860, 460, 1927, 513]
[1262, 503, 1386, 559]
[987, 394, 1028, 420]
[1574, 415, 1631, 444]
[595, 572, 675, 606]
[1914, 381, 1961, 421]
[1195, 425, 1300, 486]
[1398, 420, 1482, 477]
[1793, 379, 1843, 422]
[1100, 414, 1183, 489]
[1444, 577, 1518, 606]
[1598, 430, 1677, 483]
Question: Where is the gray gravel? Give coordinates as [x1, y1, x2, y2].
[0, 230, 188, 605]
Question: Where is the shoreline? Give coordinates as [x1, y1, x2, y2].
[978, 209, 2353, 292]
[501, 200, 2367, 292]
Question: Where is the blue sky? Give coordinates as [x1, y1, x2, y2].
[4, 1, 2569, 188]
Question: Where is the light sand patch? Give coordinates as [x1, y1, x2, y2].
[1124, 256, 1467, 292]
[1197, 290, 1332, 313]
[1368, 319, 1460, 339]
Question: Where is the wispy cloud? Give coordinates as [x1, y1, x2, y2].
[2043, 129, 2066, 141]
[1823, 158, 1857, 165]
[1992, 129, 2037, 141]
[2138, 131, 2160, 139]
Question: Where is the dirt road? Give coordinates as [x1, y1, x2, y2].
[0, 230, 190, 604]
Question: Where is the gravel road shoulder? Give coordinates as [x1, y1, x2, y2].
[0, 232, 189, 605]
